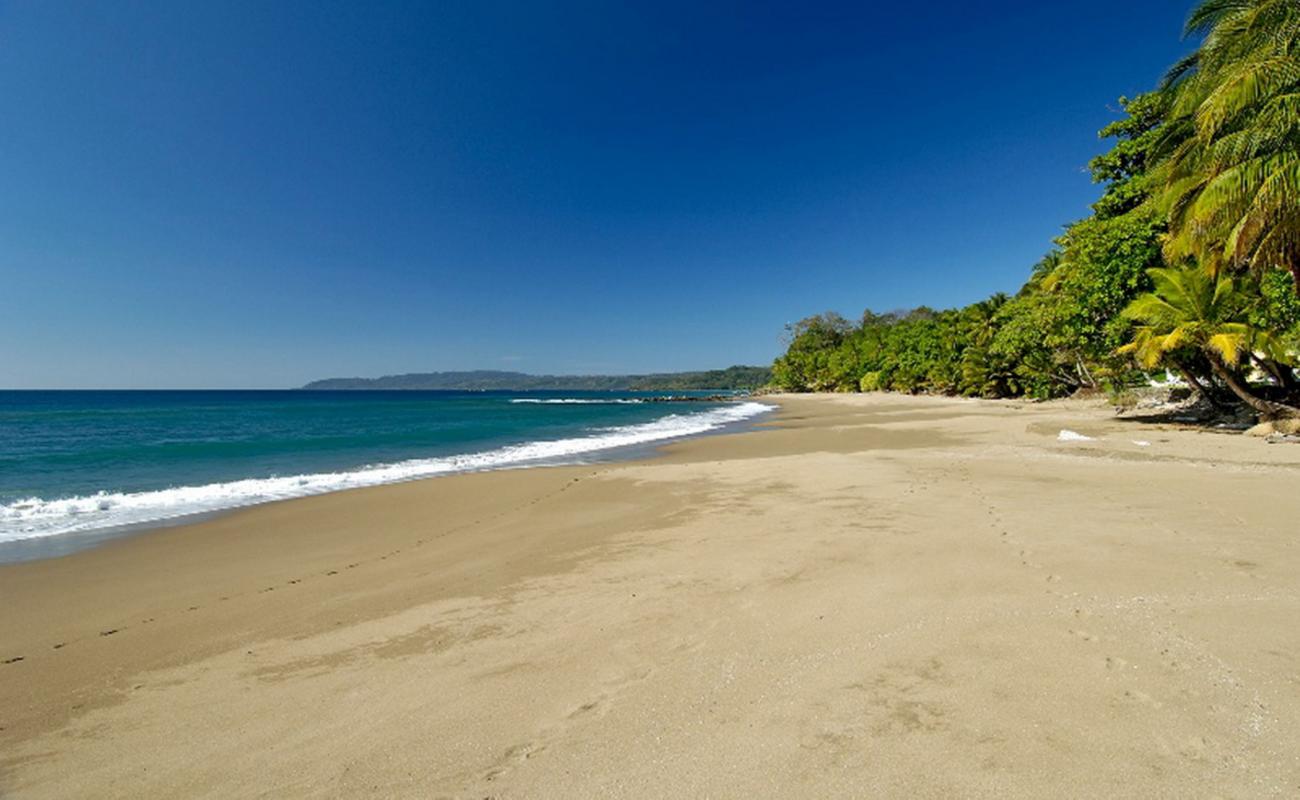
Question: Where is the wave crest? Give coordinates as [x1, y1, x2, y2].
[509, 398, 643, 404]
[0, 402, 771, 543]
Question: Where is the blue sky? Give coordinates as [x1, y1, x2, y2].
[1, 1, 1196, 388]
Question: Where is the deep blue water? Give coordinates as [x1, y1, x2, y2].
[0, 390, 769, 548]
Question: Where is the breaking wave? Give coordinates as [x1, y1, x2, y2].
[508, 398, 645, 404]
[0, 402, 771, 543]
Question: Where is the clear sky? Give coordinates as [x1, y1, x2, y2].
[1, 1, 1197, 388]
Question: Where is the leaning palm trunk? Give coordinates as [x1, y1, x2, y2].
[1267, 358, 1298, 393]
[1174, 361, 1223, 409]
[1207, 357, 1300, 419]
[1250, 354, 1298, 392]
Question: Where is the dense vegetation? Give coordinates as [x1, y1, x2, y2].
[625, 366, 772, 391]
[772, 0, 1300, 419]
[303, 366, 771, 391]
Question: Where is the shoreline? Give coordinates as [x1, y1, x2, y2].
[3, 393, 1299, 797]
[0, 398, 775, 564]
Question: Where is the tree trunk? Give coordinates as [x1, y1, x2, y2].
[1208, 357, 1300, 419]
[1249, 353, 1287, 388]
[1174, 361, 1222, 409]
[1076, 358, 1096, 389]
[1266, 357, 1299, 392]
[1251, 354, 1300, 396]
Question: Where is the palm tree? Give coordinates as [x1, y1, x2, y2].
[1156, 0, 1300, 294]
[1119, 265, 1298, 417]
[958, 294, 1013, 397]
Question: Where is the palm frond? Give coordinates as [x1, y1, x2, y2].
[1186, 0, 1253, 37]
[1196, 56, 1300, 138]
[1208, 330, 1249, 363]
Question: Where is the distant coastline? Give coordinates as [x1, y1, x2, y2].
[300, 366, 771, 392]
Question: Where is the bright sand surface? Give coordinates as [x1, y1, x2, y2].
[2, 393, 1299, 798]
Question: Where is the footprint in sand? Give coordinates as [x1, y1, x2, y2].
[567, 699, 602, 719]
[1123, 688, 1163, 709]
[482, 741, 548, 783]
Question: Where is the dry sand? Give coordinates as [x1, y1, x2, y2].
[2, 393, 1299, 798]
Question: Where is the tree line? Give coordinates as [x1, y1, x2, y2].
[772, 0, 1300, 419]
[303, 366, 771, 391]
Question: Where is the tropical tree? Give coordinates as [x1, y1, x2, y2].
[1119, 265, 1299, 417]
[771, 313, 854, 391]
[1090, 93, 1169, 220]
[767, 8, 1300, 412]
[1157, 0, 1300, 293]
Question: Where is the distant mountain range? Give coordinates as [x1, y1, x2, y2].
[300, 366, 772, 391]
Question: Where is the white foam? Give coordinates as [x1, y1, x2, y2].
[0, 402, 772, 544]
[1057, 429, 1095, 442]
[509, 398, 645, 404]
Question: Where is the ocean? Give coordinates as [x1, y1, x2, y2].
[0, 390, 770, 557]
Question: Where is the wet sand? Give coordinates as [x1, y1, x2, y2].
[2, 393, 1299, 798]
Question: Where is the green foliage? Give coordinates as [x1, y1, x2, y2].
[1089, 93, 1168, 219]
[1017, 206, 1163, 383]
[1249, 268, 1300, 337]
[1156, 0, 1300, 288]
[771, 313, 853, 391]
[1119, 266, 1265, 367]
[1117, 264, 1299, 415]
[771, 95, 1168, 401]
[625, 366, 773, 391]
[771, 3, 1300, 410]
[769, 213, 1163, 400]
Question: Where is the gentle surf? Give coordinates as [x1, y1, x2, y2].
[0, 390, 769, 545]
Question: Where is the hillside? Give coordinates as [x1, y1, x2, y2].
[301, 366, 771, 391]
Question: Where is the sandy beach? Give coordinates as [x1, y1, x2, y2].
[2, 393, 1299, 798]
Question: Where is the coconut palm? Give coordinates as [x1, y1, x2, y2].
[1119, 265, 1298, 417]
[1156, 0, 1300, 293]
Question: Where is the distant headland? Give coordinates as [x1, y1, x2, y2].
[300, 366, 771, 392]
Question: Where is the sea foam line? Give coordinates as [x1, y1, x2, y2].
[508, 398, 644, 404]
[0, 402, 771, 544]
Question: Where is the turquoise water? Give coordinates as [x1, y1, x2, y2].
[0, 390, 770, 550]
